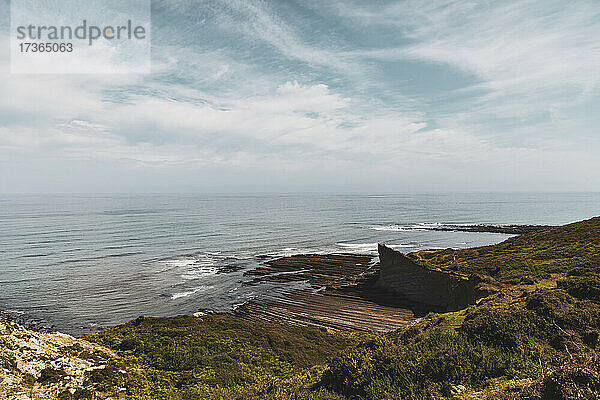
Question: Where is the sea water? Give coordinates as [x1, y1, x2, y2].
[1, 192, 598, 335]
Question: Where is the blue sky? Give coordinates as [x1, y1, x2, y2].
[0, 0, 599, 192]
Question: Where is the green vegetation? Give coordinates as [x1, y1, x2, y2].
[85, 315, 355, 399]
[412, 216, 600, 284]
[81, 217, 600, 399]
[323, 286, 600, 399]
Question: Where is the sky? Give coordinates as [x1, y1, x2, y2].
[0, 0, 599, 193]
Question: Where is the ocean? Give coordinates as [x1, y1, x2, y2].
[1, 192, 598, 336]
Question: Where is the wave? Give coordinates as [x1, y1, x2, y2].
[163, 258, 198, 268]
[258, 247, 332, 258]
[335, 242, 416, 254]
[371, 223, 436, 231]
[371, 222, 540, 236]
[335, 242, 378, 252]
[158, 253, 230, 283]
[371, 222, 478, 231]
[170, 285, 214, 300]
[161, 251, 225, 269]
[181, 267, 219, 280]
[257, 242, 420, 258]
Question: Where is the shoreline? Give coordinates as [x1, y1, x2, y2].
[0, 222, 549, 337]
[398, 223, 554, 235]
[0, 224, 567, 336]
[1, 217, 599, 399]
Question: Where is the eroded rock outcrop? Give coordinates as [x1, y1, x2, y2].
[0, 318, 115, 399]
[376, 244, 477, 312]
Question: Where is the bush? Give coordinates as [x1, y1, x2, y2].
[558, 274, 600, 302]
[321, 328, 538, 399]
[461, 308, 546, 349]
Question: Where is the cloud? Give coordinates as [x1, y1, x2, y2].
[0, 0, 599, 191]
[334, 0, 600, 122]
[214, 0, 349, 70]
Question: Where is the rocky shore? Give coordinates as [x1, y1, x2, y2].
[412, 223, 554, 235]
[239, 253, 416, 331]
[237, 244, 484, 332]
[0, 315, 115, 400]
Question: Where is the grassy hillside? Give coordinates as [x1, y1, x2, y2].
[322, 283, 600, 399]
[76, 217, 600, 399]
[412, 216, 600, 284]
[84, 315, 356, 399]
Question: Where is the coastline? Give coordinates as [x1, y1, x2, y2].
[0, 223, 567, 337]
[2, 217, 600, 399]
[5, 191, 578, 338]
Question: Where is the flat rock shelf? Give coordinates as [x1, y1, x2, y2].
[238, 253, 417, 332]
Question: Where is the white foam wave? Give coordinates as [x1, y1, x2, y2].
[163, 251, 227, 266]
[371, 225, 410, 231]
[164, 259, 198, 268]
[260, 247, 330, 258]
[371, 222, 478, 231]
[161, 252, 225, 277]
[181, 267, 219, 280]
[335, 242, 378, 252]
[335, 242, 415, 253]
[415, 222, 443, 227]
[171, 285, 214, 300]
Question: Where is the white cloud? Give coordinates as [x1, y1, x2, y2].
[338, 0, 600, 121]
[216, 0, 349, 70]
[1, 1, 599, 191]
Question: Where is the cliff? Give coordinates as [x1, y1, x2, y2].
[375, 244, 477, 312]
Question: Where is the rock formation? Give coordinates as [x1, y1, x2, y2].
[0, 318, 115, 399]
[376, 244, 477, 312]
[240, 253, 416, 332]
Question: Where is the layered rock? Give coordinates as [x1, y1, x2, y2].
[376, 244, 477, 312]
[240, 253, 416, 331]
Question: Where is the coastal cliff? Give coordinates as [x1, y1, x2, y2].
[2, 217, 600, 399]
[376, 244, 477, 312]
